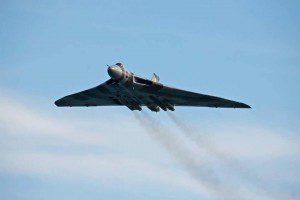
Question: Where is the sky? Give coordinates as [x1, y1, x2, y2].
[0, 0, 299, 199]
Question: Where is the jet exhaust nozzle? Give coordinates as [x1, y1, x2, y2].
[147, 105, 160, 112]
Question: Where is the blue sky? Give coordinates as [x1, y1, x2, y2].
[0, 0, 299, 199]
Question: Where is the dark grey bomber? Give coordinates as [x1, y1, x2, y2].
[55, 63, 251, 112]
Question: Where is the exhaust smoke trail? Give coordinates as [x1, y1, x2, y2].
[167, 112, 262, 176]
[166, 112, 296, 200]
[167, 112, 232, 161]
[133, 111, 247, 200]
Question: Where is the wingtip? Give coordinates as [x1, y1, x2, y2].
[241, 103, 251, 109]
[54, 100, 60, 107]
[234, 102, 251, 109]
[245, 105, 251, 109]
[54, 98, 66, 107]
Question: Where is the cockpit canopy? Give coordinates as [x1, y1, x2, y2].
[115, 63, 123, 67]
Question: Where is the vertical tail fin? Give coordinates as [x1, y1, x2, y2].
[151, 73, 160, 82]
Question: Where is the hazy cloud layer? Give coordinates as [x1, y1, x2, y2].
[0, 90, 299, 199]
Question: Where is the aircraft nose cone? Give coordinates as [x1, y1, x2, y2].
[107, 66, 123, 80]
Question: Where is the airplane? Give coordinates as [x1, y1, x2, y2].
[55, 63, 251, 112]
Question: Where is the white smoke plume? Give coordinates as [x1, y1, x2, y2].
[166, 112, 297, 200]
[133, 111, 248, 200]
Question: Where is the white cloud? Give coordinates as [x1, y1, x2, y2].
[0, 151, 202, 191]
[209, 125, 300, 160]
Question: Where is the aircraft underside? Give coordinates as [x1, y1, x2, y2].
[55, 63, 251, 112]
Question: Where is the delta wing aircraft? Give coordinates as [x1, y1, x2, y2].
[55, 63, 251, 112]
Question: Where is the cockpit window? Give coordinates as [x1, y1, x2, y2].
[115, 63, 123, 67]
